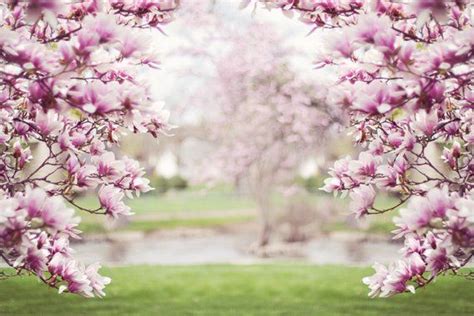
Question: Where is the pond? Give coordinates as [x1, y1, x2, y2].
[72, 231, 402, 266]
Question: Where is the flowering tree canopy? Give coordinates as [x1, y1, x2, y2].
[0, 0, 177, 297]
[245, 0, 474, 297]
[206, 27, 341, 245]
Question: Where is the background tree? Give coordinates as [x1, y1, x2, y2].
[0, 0, 177, 297]
[207, 28, 342, 246]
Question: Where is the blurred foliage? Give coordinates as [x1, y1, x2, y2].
[295, 175, 325, 193]
[168, 175, 188, 190]
[150, 175, 188, 193]
[151, 175, 169, 194]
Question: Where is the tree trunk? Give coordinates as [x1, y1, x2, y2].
[258, 222, 272, 247]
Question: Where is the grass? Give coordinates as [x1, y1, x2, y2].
[1, 265, 472, 315]
[73, 187, 402, 235]
[76, 189, 255, 215]
[75, 187, 257, 234]
[79, 216, 254, 234]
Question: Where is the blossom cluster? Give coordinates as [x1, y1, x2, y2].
[247, 0, 473, 296]
[0, 0, 177, 296]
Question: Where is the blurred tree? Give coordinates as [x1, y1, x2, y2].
[207, 28, 343, 246]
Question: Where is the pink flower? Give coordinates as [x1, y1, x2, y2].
[20, 187, 46, 218]
[40, 196, 79, 232]
[394, 188, 453, 234]
[85, 263, 111, 298]
[49, 253, 67, 276]
[19, 188, 79, 231]
[413, 0, 447, 17]
[89, 141, 105, 156]
[119, 34, 145, 58]
[76, 165, 97, 189]
[380, 260, 415, 297]
[94, 152, 123, 179]
[82, 14, 117, 44]
[376, 165, 397, 188]
[425, 244, 454, 276]
[411, 110, 438, 136]
[394, 196, 433, 232]
[393, 156, 408, 175]
[407, 253, 426, 276]
[387, 132, 403, 148]
[401, 132, 416, 151]
[70, 82, 119, 115]
[401, 234, 424, 257]
[374, 30, 397, 56]
[35, 110, 62, 135]
[98, 185, 132, 218]
[456, 198, 474, 224]
[398, 43, 415, 67]
[426, 187, 453, 218]
[50, 236, 73, 256]
[368, 140, 384, 156]
[0, 1, 176, 297]
[443, 121, 460, 137]
[14, 121, 30, 136]
[349, 152, 379, 177]
[57, 259, 93, 297]
[0, 199, 17, 226]
[354, 14, 391, 44]
[58, 131, 72, 151]
[328, 31, 354, 58]
[70, 132, 87, 148]
[26, 0, 61, 13]
[363, 262, 389, 298]
[130, 177, 152, 195]
[76, 30, 99, 54]
[24, 247, 48, 276]
[352, 82, 403, 114]
[349, 185, 376, 218]
[12, 142, 32, 169]
[59, 42, 75, 64]
[441, 141, 461, 169]
[330, 156, 351, 178]
[321, 177, 343, 193]
[67, 154, 81, 175]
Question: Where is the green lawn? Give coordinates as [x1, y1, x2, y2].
[1, 265, 472, 315]
[75, 188, 257, 233]
[76, 189, 255, 215]
[79, 216, 254, 234]
[73, 188, 401, 235]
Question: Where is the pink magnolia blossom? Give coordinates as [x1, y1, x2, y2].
[35, 110, 62, 135]
[362, 262, 389, 298]
[99, 185, 133, 218]
[410, 110, 439, 136]
[251, 0, 474, 297]
[0, 0, 177, 296]
[349, 185, 376, 218]
[23, 247, 49, 276]
[85, 263, 112, 298]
